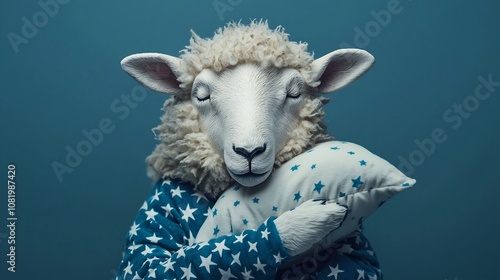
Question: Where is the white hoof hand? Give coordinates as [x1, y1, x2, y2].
[274, 199, 347, 256]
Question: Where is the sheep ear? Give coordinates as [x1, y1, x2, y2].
[121, 53, 184, 95]
[311, 49, 375, 93]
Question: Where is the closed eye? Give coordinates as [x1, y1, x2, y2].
[196, 95, 210, 101]
[286, 78, 304, 99]
[286, 91, 301, 99]
[193, 83, 211, 102]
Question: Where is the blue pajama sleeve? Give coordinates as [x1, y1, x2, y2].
[116, 179, 382, 279]
[116, 179, 290, 280]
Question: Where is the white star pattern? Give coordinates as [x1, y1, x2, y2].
[357, 269, 365, 280]
[141, 245, 154, 256]
[273, 252, 283, 264]
[177, 248, 186, 259]
[197, 242, 210, 250]
[212, 240, 230, 257]
[151, 189, 162, 202]
[119, 178, 383, 279]
[160, 249, 172, 258]
[338, 244, 354, 254]
[234, 233, 247, 244]
[132, 272, 142, 280]
[184, 231, 196, 246]
[171, 186, 185, 198]
[163, 260, 176, 272]
[144, 256, 160, 267]
[191, 192, 207, 203]
[180, 264, 197, 280]
[199, 254, 216, 273]
[144, 209, 158, 220]
[161, 203, 174, 217]
[248, 241, 258, 252]
[123, 261, 133, 278]
[129, 222, 140, 237]
[218, 267, 236, 280]
[327, 264, 344, 279]
[181, 204, 197, 222]
[148, 267, 157, 278]
[261, 228, 270, 240]
[241, 267, 254, 280]
[231, 252, 241, 266]
[253, 257, 267, 274]
[127, 244, 141, 254]
[146, 233, 163, 243]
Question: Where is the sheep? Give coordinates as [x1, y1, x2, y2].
[120, 20, 376, 268]
[121, 21, 374, 197]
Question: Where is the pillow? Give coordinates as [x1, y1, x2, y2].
[195, 140, 416, 247]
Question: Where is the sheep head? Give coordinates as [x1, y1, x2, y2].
[120, 21, 374, 196]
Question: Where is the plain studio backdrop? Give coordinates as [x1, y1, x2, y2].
[1, 0, 499, 279]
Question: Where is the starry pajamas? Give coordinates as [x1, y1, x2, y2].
[116, 179, 382, 279]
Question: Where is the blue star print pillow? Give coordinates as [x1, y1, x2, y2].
[195, 140, 416, 247]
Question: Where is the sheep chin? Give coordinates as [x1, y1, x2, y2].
[227, 168, 273, 187]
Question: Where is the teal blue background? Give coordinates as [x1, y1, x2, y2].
[1, 0, 499, 279]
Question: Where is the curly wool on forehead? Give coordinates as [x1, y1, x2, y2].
[176, 20, 317, 90]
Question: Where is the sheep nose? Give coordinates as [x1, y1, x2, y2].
[232, 143, 267, 161]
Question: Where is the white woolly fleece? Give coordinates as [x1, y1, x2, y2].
[176, 20, 318, 91]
